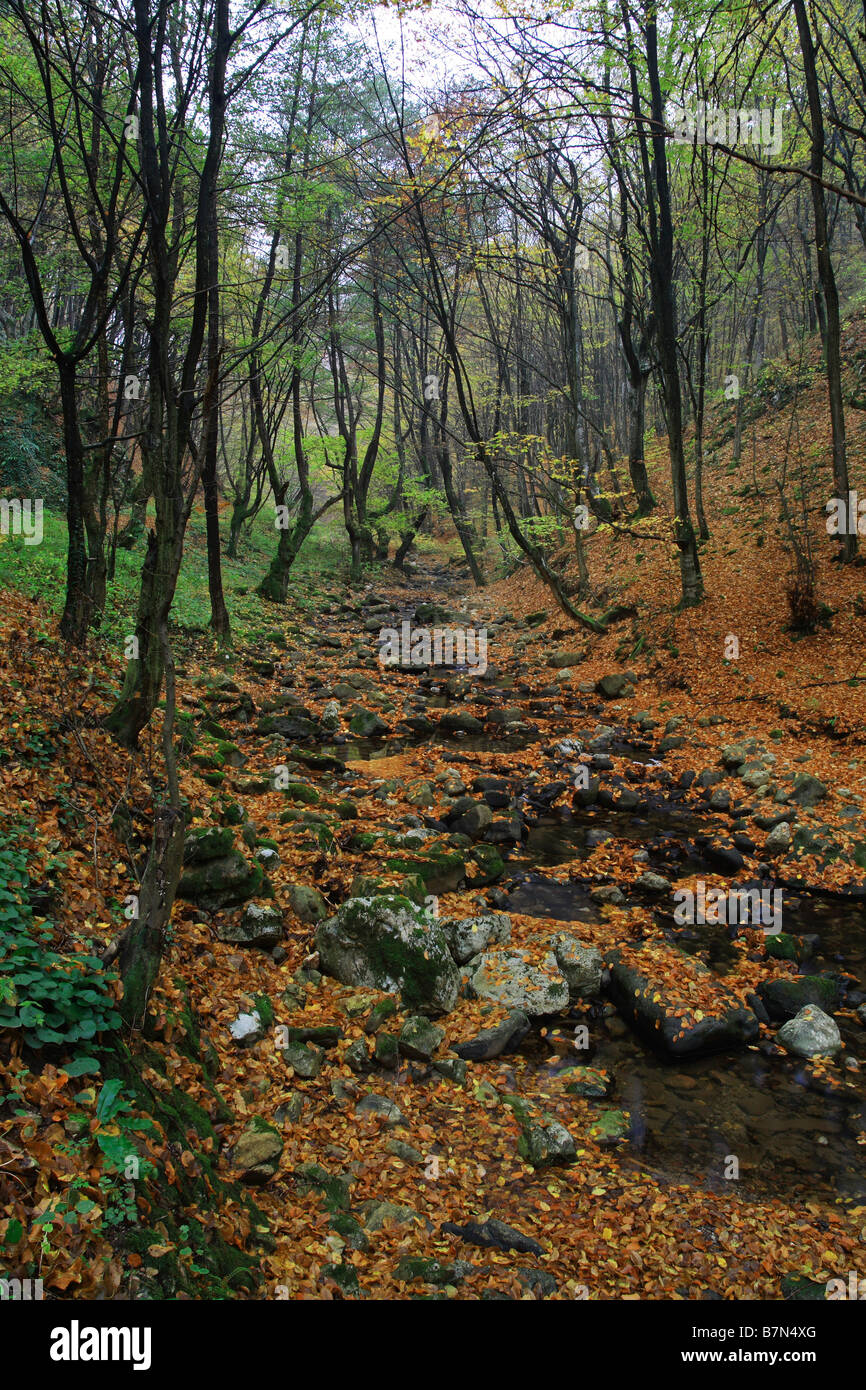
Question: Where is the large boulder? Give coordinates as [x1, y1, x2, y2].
[606, 946, 759, 1058]
[470, 948, 569, 1016]
[315, 895, 459, 1012]
[777, 1005, 842, 1058]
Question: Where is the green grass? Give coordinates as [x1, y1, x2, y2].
[0, 502, 354, 654]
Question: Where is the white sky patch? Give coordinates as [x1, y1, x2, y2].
[348, 1, 490, 96]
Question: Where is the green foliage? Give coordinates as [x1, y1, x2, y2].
[0, 388, 65, 505]
[0, 825, 121, 1055]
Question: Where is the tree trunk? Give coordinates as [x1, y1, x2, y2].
[793, 0, 855, 562]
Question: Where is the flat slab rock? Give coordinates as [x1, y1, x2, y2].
[606, 945, 759, 1058]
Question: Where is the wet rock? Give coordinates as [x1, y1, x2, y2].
[705, 841, 745, 873]
[439, 710, 484, 735]
[606, 947, 760, 1057]
[588, 1108, 630, 1145]
[758, 973, 841, 1020]
[487, 706, 527, 726]
[777, 1005, 842, 1058]
[453, 1009, 530, 1060]
[746, 991, 771, 1024]
[553, 935, 603, 998]
[471, 948, 569, 1016]
[485, 819, 524, 845]
[561, 1065, 612, 1098]
[440, 1218, 542, 1256]
[316, 895, 459, 1012]
[465, 844, 506, 887]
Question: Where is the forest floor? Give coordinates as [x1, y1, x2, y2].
[2, 320, 866, 1301]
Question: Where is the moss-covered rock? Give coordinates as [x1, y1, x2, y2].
[283, 782, 320, 804]
[183, 825, 235, 864]
[383, 847, 465, 894]
[178, 851, 264, 911]
[757, 972, 841, 1021]
[315, 895, 459, 1012]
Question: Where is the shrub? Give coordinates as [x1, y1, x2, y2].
[0, 830, 121, 1058]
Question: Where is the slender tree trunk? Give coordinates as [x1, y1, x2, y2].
[642, 4, 703, 605]
[793, 0, 855, 562]
[57, 362, 91, 646]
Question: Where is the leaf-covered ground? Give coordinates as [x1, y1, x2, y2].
[2, 328, 866, 1300]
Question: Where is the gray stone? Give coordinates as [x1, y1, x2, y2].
[471, 948, 569, 1016]
[777, 1005, 841, 1058]
[518, 1115, 576, 1167]
[217, 900, 282, 947]
[553, 935, 603, 998]
[789, 775, 828, 807]
[453, 1009, 530, 1061]
[229, 1010, 263, 1045]
[315, 895, 459, 1012]
[232, 1119, 283, 1182]
[287, 883, 329, 924]
[398, 1015, 445, 1061]
[596, 674, 632, 698]
[355, 1094, 404, 1127]
[282, 1040, 325, 1078]
[442, 912, 512, 964]
[765, 821, 792, 853]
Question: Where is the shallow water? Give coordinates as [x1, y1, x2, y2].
[509, 858, 866, 1203]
